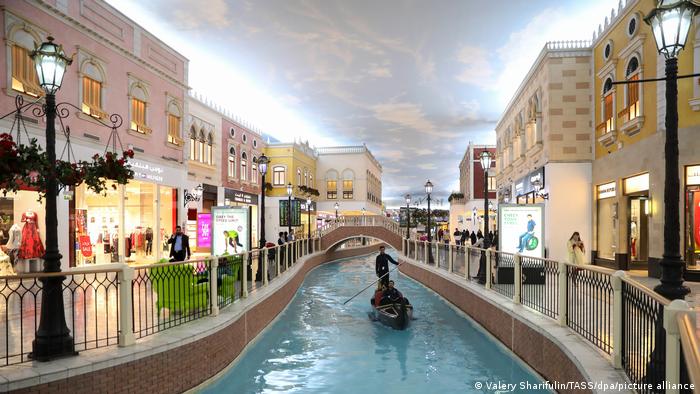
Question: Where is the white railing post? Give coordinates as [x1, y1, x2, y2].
[118, 264, 135, 347]
[611, 270, 625, 369]
[424, 241, 428, 264]
[664, 299, 692, 394]
[448, 244, 453, 273]
[413, 240, 418, 260]
[513, 253, 521, 304]
[485, 250, 492, 290]
[276, 246, 281, 277]
[464, 246, 469, 280]
[210, 257, 219, 316]
[557, 261, 567, 326]
[286, 243, 290, 270]
[263, 248, 268, 286]
[242, 252, 249, 298]
[434, 242, 438, 267]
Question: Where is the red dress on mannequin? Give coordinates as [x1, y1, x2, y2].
[18, 211, 45, 259]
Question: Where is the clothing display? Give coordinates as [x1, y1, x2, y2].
[18, 211, 44, 259]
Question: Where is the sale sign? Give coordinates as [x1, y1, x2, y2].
[197, 213, 212, 248]
[79, 235, 93, 257]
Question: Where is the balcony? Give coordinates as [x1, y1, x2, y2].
[617, 102, 644, 137]
[596, 119, 617, 147]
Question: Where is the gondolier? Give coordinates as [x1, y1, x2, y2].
[376, 245, 399, 287]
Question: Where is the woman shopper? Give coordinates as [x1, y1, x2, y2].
[567, 232, 586, 265]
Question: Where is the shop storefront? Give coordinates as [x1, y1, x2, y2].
[595, 182, 617, 261]
[0, 190, 46, 273]
[185, 183, 217, 254]
[624, 173, 650, 268]
[685, 165, 700, 270]
[513, 168, 546, 205]
[70, 158, 183, 266]
[300, 200, 316, 238]
[224, 189, 259, 248]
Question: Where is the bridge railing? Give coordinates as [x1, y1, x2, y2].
[0, 237, 321, 367]
[400, 239, 697, 393]
[318, 215, 401, 237]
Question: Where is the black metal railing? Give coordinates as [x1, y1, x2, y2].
[567, 266, 613, 354]
[132, 259, 212, 339]
[621, 281, 666, 394]
[520, 257, 558, 319]
[0, 270, 119, 366]
[491, 252, 514, 298]
[216, 255, 243, 308]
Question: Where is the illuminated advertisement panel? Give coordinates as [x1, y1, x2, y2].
[498, 204, 545, 258]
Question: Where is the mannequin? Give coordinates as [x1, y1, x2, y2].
[18, 210, 44, 259]
[630, 219, 638, 261]
[5, 223, 21, 266]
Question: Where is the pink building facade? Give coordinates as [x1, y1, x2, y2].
[0, 0, 189, 269]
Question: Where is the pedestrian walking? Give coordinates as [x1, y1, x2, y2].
[168, 225, 191, 262]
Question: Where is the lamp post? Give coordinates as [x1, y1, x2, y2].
[30, 37, 76, 360]
[306, 198, 312, 239]
[334, 202, 339, 222]
[286, 182, 293, 238]
[477, 151, 493, 284]
[405, 194, 411, 240]
[255, 154, 268, 282]
[644, 0, 698, 300]
[425, 180, 433, 241]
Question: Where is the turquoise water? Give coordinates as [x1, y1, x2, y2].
[201, 251, 551, 393]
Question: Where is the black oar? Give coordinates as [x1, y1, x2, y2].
[343, 263, 402, 305]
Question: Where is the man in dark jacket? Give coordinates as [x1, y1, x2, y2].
[168, 225, 191, 262]
[376, 245, 399, 287]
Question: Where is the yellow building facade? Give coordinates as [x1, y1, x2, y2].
[262, 141, 318, 239]
[591, 0, 700, 278]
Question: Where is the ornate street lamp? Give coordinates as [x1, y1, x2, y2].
[405, 194, 411, 240]
[30, 37, 76, 360]
[257, 154, 269, 248]
[644, 0, 699, 300]
[477, 150, 493, 284]
[286, 182, 293, 237]
[306, 198, 312, 240]
[334, 202, 339, 222]
[424, 180, 433, 241]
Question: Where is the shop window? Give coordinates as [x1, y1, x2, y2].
[81, 61, 107, 119]
[189, 128, 197, 161]
[228, 147, 236, 178]
[241, 152, 247, 181]
[11, 43, 42, 97]
[167, 100, 182, 146]
[273, 166, 285, 185]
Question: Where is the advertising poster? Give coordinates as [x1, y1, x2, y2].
[498, 204, 545, 258]
[211, 207, 250, 256]
[197, 213, 212, 248]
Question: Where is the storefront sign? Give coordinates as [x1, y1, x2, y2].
[597, 182, 616, 199]
[687, 165, 700, 186]
[624, 173, 649, 194]
[514, 167, 545, 197]
[197, 213, 212, 248]
[224, 189, 258, 205]
[211, 207, 250, 256]
[130, 160, 165, 184]
[79, 235, 93, 257]
[498, 204, 545, 258]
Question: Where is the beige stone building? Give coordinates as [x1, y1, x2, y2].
[495, 41, 593, 263]
[590, 0, 700, 279]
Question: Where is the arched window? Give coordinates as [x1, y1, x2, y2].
[251, 156, 258, 184]
[81, 60, 107, 118]
[189, 127, 197, 161]
[167, 100, 182, 146]
[198, 130, 206, 163]
[625, 56, 641, 120]
[342, 169, 354, 199]
[228, 147, 236, 178]
[309, 174, 313, 188]
[273, 166, 285, 185]
[304, 168, 308, 186]
[130, 84, 150, 134]
[9, 27, 42, 96]
[326, 170, 338, 199]
[297, 168, 302, 186]
[601, 77, 615, 134]
[241, 152, 248, 181]
[206, 133, 213, 165]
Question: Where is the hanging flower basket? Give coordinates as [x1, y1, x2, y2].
[55, 161, 86, 187]
[83, 149, 135, 194]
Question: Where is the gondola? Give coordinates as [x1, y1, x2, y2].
[372, 299, 413, 330]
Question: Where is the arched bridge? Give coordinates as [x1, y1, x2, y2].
[317, 216, 403, 251]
